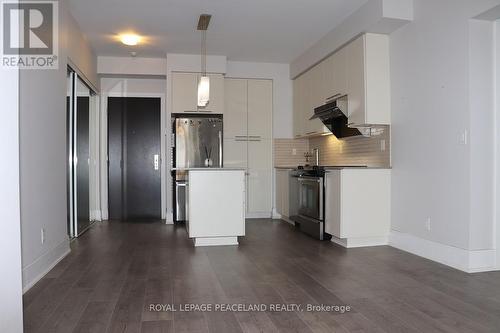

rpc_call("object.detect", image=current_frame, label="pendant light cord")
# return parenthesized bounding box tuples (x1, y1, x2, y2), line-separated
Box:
(201, 30, 207, 76)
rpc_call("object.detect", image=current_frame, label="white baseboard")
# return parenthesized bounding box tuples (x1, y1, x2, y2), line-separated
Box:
(246, 212, 273, 219)
(91, 210, 102, 222)
(165, 212, 174, 225)
(101, 209, 109, 221)
(389, 230, 498, 273)
(272, 208, 282, 220)
(331, 235, 388, 248)
(193, 237, 238, 247)
(22, 239, 71, 293)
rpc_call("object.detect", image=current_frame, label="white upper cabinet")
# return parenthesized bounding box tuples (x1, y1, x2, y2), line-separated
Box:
(293, 78, 303, 138)
(248, 79, 273, 139)
(346, 33, 390, 126)
(293, 69, 328, 138)
(224, 79, 247, 138)
(172, 72, 198, 113)
(293, 33, 390, 137)
(171, 72, 224, 114)
(329, 46, 348, 101)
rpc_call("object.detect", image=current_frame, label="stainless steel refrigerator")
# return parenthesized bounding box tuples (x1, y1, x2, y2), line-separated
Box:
(172, 114, 223, 222)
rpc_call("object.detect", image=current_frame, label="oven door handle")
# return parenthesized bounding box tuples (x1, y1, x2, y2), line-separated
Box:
(297, 177, 321, 183)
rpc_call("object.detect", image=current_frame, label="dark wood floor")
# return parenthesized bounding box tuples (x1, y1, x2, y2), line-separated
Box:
(23, 219, 500, 333)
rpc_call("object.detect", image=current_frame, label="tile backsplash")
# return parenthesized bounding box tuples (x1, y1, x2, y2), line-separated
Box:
(274, 126, 391, 168)
(273, 138, 309, 167)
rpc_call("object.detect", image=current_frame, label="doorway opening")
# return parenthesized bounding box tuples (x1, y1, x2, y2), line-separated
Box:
(107, 97, 162, 221)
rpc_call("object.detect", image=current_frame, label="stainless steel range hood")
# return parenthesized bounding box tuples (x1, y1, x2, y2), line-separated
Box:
(310, 96, 361, 138)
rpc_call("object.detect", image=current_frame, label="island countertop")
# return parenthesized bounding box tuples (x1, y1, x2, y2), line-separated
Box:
(172, 167, 247, 171)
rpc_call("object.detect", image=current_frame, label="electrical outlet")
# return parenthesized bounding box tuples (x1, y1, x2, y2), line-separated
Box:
(380, 139, 386, 152)
(425, 218, 431, 232)
(41, 228, 45, 244)
(292, 148, 297, 156)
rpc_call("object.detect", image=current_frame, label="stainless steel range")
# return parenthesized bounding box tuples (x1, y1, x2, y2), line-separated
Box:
(290, 166, 328, 240)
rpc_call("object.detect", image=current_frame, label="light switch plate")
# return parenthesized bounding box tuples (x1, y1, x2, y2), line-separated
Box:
(458, 129, 468, 145)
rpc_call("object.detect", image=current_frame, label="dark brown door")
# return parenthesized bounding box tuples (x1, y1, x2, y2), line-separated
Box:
(108, 97, 161, 221)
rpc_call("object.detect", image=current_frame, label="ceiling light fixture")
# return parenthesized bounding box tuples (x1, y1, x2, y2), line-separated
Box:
(197, 14, 211, 107)
(120, 34, 141, 46)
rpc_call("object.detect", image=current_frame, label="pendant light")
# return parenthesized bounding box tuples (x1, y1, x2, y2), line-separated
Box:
(197, 14, 211, 107)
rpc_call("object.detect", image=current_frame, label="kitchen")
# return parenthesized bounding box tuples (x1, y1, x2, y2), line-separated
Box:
(165, 31, 390, 248)
(8, 1, 500, 332)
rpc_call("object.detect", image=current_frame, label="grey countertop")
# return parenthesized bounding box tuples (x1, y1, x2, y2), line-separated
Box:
(172, 167, 246, 171)
(274, 165, 391, 170)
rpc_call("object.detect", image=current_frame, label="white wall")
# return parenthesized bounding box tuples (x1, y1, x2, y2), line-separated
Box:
(19, 0, 98, 290)
(496, 20, 500, 269)
(98, 56, 167, 76)
(469, 19, 495, 251)
(226, 61, 293, 139)
(390, 0, 500, 272)
(290, 0, 414, 78)
(65, 11, 98, 90)
(0, 63, 23, 332)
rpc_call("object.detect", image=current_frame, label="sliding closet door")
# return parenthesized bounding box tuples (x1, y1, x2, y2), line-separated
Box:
(76, 78, 91, 234)
(66, 70, 74, 237)
(67, 70, 94, 238)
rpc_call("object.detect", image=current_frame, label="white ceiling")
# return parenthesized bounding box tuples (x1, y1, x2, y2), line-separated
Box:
(68, 0, 369, 63)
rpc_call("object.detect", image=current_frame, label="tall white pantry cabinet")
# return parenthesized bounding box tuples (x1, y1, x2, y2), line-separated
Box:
(224, 78, 273, 217)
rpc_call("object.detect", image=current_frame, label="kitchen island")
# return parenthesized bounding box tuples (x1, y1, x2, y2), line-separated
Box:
(173, 168, 246, 246)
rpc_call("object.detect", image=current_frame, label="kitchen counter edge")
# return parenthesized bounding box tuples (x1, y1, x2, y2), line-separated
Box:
(274, 166, 392, 170)
(172, 167, 247, 171)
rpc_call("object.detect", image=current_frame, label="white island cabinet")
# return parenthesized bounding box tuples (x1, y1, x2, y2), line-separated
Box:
(187, 169, 245, 246)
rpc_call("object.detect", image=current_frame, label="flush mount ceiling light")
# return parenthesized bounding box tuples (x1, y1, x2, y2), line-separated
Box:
(120, 34, 141, 46)
(197, 14, 211, 107)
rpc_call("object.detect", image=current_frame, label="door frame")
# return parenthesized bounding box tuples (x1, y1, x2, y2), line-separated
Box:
(101, 93, 167, 221)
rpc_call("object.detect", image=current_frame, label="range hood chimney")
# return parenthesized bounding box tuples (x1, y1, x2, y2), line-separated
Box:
(310, 96, 361, 138)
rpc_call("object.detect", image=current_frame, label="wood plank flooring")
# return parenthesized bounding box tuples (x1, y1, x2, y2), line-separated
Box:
(23, 219, 500, 333)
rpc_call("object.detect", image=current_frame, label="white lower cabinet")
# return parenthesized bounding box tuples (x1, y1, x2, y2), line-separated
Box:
(275, 169, 291, 219)
(325, 169, 391, 248)
(188, 170, 245, 246)
(246, 139, 272, 216)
